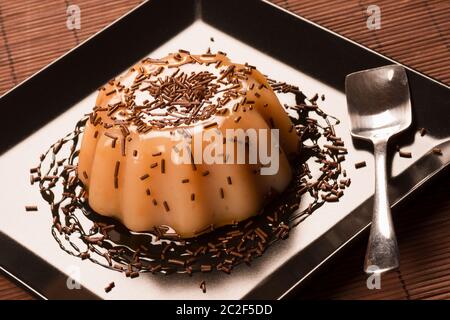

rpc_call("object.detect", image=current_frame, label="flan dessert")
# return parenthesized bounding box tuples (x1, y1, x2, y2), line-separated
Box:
(77, 50, 299, 238)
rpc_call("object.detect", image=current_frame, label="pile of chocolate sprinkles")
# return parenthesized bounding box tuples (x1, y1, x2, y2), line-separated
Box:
(90, 50, 260, 136)
(30, 73, 349, 288)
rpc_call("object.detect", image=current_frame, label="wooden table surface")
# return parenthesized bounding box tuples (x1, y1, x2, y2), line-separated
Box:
(0, 0, 449, 300)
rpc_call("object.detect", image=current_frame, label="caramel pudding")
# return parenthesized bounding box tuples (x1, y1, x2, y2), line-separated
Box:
(77, 50, 299, 238)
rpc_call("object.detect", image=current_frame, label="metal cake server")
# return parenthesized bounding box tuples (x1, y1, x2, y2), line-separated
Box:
(345, 65, 412, 273)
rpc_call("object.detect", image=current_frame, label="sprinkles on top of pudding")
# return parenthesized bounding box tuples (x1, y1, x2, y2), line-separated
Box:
(93, 49, 280, 131)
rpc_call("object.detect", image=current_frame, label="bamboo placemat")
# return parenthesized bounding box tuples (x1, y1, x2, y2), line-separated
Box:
(0, 0, 449, 300)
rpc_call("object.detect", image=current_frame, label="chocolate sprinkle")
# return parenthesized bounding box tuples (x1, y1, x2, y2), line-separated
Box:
(354, 161, 366, 169)
(200, 280, 206, 293)
(105, 282, 115, 293)
(161, 159, 165, 174)
(203, 122, 217, 130)
(399, 150, 412, 158)
(432, 147, 442, 155)
(114, 161, 120, 177)
(163, 201, 170, 212)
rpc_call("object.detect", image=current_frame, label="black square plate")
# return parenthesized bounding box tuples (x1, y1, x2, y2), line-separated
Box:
(0, 0, 449, 299)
